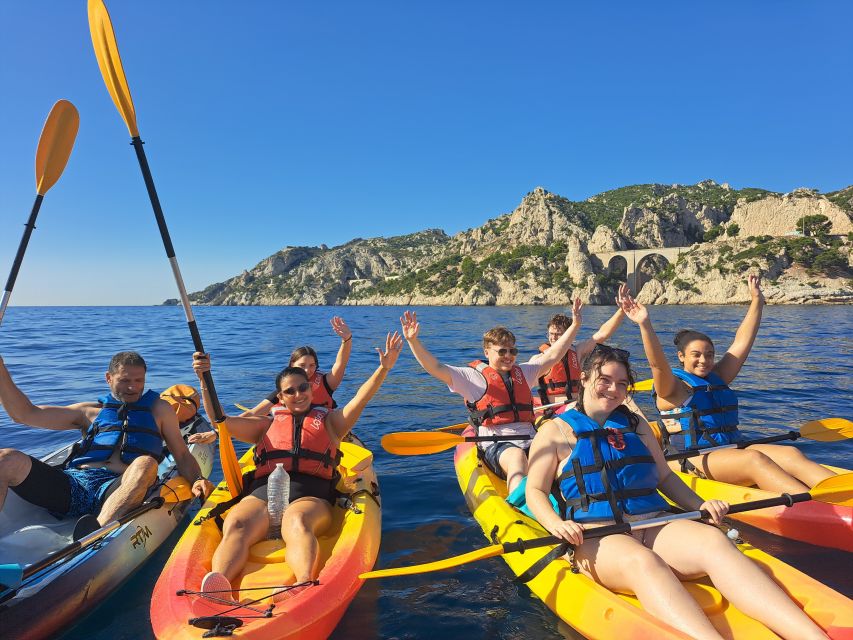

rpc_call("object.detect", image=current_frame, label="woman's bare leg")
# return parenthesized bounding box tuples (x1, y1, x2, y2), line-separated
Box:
(280, 497, 333, 582)
(574, 533, 724, 640)
(212, 496, 269, 582)
(748, 443, 836, 488)
(646, 520, 826, 640)
(697, 448, 809, 493)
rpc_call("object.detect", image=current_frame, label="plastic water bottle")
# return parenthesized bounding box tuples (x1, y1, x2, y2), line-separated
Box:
(267, 463, 290, 539)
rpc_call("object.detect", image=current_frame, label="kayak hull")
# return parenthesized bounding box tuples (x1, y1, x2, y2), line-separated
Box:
(0, 436, 214, 640)
(151, 436, 381, 640)
(453, 427, 853, 640)
(674, 465, 853, 552)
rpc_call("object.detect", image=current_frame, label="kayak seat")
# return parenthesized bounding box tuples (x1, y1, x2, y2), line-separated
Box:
(683, 581, 725, 615)
(249, 539, 287, 564)
(0, 525, 70, 568)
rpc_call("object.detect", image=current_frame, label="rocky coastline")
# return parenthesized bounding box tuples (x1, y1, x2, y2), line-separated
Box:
(170, 181, 853, 307)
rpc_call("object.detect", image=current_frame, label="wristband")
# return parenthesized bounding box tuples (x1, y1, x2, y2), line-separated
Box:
(193, 476, 208, 484)
(342, 336, 352, 343)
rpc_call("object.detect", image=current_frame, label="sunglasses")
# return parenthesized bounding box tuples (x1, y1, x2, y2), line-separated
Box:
(280, 381, 311, 396)
(592, 344, 630, 360)
(490, 347, 519, 357)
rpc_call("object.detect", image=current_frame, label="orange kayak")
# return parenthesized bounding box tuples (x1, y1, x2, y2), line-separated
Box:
(150, 438, 380, 639)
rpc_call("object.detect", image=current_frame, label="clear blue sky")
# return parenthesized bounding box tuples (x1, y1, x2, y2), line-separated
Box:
(1, 1, 851, 305)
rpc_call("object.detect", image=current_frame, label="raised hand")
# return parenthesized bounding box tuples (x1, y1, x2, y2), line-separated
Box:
(617, 282, 631, 302)
(570, 297, 583, 326)
(377, 331, 404, 370)
(747, 274, 765, 304)
(330, 316, 352, 341)
(400, 310, 420, 341)
(617, 291, 648, 325)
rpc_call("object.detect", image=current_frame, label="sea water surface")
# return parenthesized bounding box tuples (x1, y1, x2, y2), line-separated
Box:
(0, 304, 850, 640)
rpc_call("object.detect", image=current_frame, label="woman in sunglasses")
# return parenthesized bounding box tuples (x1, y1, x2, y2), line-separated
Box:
(190, 331, 403, 598)
(617, 276, 835, 492)
(525, 346, 826, 640)
(400, 299, 582, 493)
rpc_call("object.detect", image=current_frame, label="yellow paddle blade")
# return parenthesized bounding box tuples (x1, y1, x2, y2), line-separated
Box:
(158, 476, 194, 503)
(35, 100, 79, 195)
(628, 378, 653, 392)
(800, 418, 853, 442)
(811, 473, 853, 507)
(360, 543, 504, 579)
(340, 441, 374, 475)
(435, 423, 467, 433)
(381, 431, 462, 455)
(215, 419, 244, 498)
(88, 0, 139, 137)
(235, 403, 251, 412)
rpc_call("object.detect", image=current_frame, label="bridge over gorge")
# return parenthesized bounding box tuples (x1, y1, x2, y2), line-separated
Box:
(590, 246, 687, 294)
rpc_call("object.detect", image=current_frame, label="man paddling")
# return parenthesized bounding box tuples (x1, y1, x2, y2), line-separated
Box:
(0, 351, 213, 536)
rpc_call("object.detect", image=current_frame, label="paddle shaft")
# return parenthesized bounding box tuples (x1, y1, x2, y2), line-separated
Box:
(664, 431, 801, 462)
(129, 137, 225, 423)
(500, 490, 813, 555)
(21, 496, 165, 582)
(0, 195, 44, 326)
(465, 434, 531, 444)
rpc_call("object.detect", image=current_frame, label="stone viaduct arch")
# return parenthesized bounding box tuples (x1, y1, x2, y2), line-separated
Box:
(591, 247, 687, 294)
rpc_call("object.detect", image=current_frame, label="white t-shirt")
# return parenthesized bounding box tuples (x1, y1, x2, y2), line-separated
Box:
(447, 361, 542, 448)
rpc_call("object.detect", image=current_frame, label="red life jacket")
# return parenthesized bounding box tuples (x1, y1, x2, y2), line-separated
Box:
(537, 343, 581, 403)
(254, 405, 340, 480)
(309, 371, 337, 409)
(465, 361, 535, 428)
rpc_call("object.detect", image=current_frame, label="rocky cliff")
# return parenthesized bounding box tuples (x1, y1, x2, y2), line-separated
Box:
(173, 181, 853, 306)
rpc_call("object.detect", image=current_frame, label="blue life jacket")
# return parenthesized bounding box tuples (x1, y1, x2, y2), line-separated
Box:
(557, 408, 668, 523)
(658, 369, 741, 448)
(69, 390, 164, 467)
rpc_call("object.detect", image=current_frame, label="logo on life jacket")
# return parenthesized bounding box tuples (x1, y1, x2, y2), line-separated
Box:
(605, 427, 626, 451)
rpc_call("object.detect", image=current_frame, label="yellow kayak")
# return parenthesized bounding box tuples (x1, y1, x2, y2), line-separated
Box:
(453, 427, 853, 639)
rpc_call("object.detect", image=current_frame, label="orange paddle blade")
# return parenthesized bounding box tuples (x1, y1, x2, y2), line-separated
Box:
(360, 544, 504, 579)
(88, 0, 139, 137)
(800, 418, 853, 442)
(215, 419, 244, 498)
(381, 431, 463, 455)
(35, 100, 79, 195)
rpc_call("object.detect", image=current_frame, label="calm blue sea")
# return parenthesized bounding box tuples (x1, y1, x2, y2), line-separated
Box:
(0, 304, 850, 640)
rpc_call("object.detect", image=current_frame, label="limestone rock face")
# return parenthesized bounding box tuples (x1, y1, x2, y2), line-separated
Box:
(728, 193, 853, 237)
(181, 181, 853, 307)
(619, 194, 730, 248)
(588, 225, 629, 253)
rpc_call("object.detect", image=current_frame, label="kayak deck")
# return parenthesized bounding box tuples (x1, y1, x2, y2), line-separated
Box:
(151, 437, 381, 640)
(453, 429, 853, 640)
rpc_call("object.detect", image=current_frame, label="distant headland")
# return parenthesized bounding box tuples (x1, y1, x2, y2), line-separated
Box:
(164, 181, 853, 306)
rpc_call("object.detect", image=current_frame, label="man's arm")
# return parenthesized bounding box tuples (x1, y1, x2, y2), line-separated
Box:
(0, 355, 94, 430)
(156, 400, 213, 499)
(534, 298, 583, 378)
(400, 310, 454, 386)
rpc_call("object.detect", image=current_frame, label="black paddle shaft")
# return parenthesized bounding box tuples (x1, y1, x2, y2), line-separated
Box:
(3, 194, 44, 294)
(129, 137, 225, 423)
(499, 490, 812, 555)
(664, 431, 800, 462)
